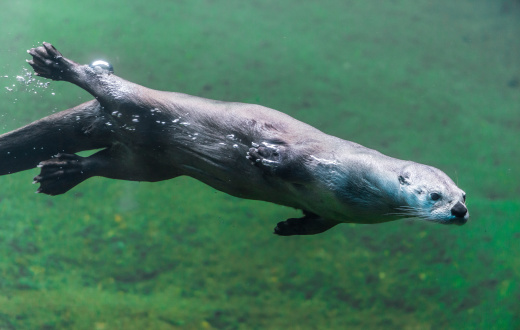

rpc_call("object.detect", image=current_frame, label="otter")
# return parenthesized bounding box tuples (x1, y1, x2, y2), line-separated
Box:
(0, 42, 468, 235)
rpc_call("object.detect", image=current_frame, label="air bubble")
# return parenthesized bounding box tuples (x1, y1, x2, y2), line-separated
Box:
(90, 60, 114, 73)
(8, 67, 53, 94)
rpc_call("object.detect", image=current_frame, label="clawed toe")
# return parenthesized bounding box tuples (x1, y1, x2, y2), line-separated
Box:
(246, 143, 281, 167)
(33, 153, 88, 195)
(28, 42, 62, 61)
(246, 148, 263, 165)
(26, 42, 69, 80)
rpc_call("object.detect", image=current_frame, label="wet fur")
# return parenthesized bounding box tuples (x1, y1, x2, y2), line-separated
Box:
(0, 43, 469, 235)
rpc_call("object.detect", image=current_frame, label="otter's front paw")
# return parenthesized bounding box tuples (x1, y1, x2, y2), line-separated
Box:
(274, 213, 338, 236)
(246, 142, 281, 167)
(27, 42, 71, 80)
(33, 153, 89, 196)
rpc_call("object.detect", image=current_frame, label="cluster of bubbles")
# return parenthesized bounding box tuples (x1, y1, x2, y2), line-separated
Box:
(2, 67, 55, 95)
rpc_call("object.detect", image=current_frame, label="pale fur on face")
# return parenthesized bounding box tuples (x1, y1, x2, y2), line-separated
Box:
(397, 163, 467, 224)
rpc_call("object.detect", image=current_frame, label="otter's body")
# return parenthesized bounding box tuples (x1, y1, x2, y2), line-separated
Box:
(0, 43, 469, 235)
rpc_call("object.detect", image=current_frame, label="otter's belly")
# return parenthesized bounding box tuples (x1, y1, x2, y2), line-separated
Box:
(152, 136, 299, 208)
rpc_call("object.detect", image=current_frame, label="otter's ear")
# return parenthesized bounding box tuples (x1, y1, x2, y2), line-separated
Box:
(398, 175, 411, 186)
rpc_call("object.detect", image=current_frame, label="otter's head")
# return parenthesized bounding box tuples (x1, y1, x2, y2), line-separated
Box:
(397, 163, 468, 225)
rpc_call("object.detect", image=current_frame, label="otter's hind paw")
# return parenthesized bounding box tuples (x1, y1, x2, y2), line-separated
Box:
(27, 42, 72, 80)
(33, 153, 89, 196)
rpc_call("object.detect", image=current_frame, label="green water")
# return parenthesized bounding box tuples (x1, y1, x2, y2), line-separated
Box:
(0, 0, 518, 329)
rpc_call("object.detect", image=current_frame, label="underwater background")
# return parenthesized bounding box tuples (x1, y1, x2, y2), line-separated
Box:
(0, 0, 519, 329)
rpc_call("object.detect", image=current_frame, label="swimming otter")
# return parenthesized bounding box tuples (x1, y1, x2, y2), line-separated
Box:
(0, 42, 468, 235)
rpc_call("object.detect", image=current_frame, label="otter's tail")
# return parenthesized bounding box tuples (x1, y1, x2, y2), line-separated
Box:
(0, 99, 111, 175)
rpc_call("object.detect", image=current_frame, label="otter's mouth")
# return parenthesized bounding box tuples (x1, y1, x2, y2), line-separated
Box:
(437, 213, 469, 226)
(451, 215, 468, 226)
(430, 215, 468, 226)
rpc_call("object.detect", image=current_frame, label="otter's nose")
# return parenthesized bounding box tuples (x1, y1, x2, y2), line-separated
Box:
(451, 202, 467, 218)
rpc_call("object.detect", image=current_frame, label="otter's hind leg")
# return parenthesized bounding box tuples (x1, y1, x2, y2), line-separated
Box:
(27, 42, 78, 81)
(34, 153, 91, 195)
(27, 43, 135, 106)
(34, 148, 128, 196)
(34, 146, 180, 195)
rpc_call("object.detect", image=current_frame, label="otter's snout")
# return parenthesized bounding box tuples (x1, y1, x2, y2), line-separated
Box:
(451, 201, 468, 225)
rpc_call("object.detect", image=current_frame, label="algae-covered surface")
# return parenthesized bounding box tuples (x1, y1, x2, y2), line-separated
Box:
(0, 0, 519, 329)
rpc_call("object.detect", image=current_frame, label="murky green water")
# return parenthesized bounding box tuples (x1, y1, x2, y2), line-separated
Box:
(0, 1, 518, 329)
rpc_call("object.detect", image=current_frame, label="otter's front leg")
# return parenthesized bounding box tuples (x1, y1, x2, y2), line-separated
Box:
(246, 142, 312, 183)
(274, 211, 339, 236)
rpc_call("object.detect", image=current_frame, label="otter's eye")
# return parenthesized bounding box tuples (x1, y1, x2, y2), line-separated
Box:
(430, 193, 441, 201)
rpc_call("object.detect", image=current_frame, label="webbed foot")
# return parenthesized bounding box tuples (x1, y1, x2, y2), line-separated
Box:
(274, 211, 338, 236)
(33, 153, 90, 196)
(27, 42, 75, 81)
